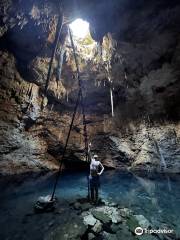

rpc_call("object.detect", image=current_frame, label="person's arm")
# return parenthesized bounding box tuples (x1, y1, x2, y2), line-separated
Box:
(98, 162, 104, 175)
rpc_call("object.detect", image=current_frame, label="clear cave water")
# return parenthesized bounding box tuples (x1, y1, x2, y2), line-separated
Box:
(0, 170, 180, 239)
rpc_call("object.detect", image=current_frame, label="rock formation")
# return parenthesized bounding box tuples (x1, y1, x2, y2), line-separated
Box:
(0, 0, 180, 175)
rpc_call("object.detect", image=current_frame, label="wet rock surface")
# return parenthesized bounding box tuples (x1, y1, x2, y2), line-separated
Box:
(45, 216, 88, 240)
(39, 198, 179, 240)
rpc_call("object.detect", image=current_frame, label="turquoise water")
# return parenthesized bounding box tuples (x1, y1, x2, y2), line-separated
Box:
(0, 170, 180, 239)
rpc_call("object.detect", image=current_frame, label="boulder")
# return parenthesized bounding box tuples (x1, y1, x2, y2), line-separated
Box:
(91, 210, 111, 224)
(111, 209, 122, 224)
(83, 214, 97, 227)
(119, 208, 132, 218)
(126, 215, 139, 233)
(92, 220, 103, 233)
(81, 203, 92, 211)
(110, 223, 121, 233)
(88, 232, 96, 240)
(134, 215, 151, 229)
(74, 202, 81, 210)
(108, 202, 118, 207)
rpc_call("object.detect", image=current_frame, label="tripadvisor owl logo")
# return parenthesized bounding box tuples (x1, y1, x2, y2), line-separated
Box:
(135, 227, 144, 235)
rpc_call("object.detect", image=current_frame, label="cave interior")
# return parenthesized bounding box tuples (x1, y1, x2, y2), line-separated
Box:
(0, 0, 180, 239)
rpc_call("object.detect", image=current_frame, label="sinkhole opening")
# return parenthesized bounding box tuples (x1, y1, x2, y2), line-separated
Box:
(69, 18, 90, 39)
(68, 18, 97, 60)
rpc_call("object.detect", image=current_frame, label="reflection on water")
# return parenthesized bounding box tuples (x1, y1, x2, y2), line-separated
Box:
(102, 171, 180, 231)
(0, 170, 180, 238)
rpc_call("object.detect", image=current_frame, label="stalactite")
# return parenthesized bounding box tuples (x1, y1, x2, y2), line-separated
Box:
(21, 85, 25, 94)
(66, 90, 69, 102)
(125, 71, 127, 80)
(110, 87, 114, 117)
(29, 85, 33, 100)
(57, 93, 59, 99)
(26, 83, 31, 95)
(80, 131, 82, 144)
(56, 30, 68, 82)
(19, 85, 23, 95)
(108, 76, 114, 117)
(57, 45, 65, 81)
(50, 104, 54, 111)
(19, 85, 22, 95)
(58, 132, 61, 140)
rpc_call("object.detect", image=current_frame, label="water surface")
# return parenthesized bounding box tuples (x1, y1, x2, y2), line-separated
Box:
(0, 170, 180, 239)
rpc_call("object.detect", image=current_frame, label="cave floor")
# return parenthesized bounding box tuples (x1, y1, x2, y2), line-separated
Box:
(0, 170, 180, 239)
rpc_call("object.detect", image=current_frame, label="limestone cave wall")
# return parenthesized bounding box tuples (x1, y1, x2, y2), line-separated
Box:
(0, 0, 180, 175)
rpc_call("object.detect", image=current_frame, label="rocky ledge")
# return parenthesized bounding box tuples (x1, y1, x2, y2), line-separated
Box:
(42, 198, 178, 240)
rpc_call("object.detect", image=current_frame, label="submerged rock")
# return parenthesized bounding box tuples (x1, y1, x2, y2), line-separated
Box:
(91, 210, 111, 224)
(110, 223, 121, 233)
(81, 203, 92, 211)
(126, 215, 139, 233)
(45, 217, 87, 240)
(83, 214, 97, 226)
(102, 231, 118, 240)
(74, 202, 81, 210)
(88, 232, 95, 240)
(119, 208, 133, 218)
(116, 226, 135, 240)
(134, 214, 151, 229)
(92, 220, 103, 233)
(111, 210, 122, 224)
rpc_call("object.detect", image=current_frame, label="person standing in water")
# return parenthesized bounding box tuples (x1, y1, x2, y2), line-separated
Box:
(89, 151, 104, 203)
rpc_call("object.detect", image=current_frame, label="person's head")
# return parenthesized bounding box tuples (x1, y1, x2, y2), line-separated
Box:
(93, 154, 98, 161)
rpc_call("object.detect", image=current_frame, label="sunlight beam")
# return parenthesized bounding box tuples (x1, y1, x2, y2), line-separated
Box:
(69, 18, 89, 39)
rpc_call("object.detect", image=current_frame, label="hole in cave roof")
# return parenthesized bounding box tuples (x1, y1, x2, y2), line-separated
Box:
(69, 18, 90, 39)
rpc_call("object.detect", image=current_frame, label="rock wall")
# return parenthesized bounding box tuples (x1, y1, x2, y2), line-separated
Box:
(0, 0, 180, 175)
